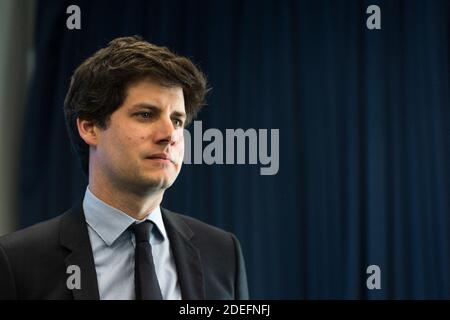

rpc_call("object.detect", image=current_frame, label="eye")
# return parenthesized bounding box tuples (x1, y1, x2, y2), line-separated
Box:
(136, 112, 152, 119)
(173, 118, 184, 128)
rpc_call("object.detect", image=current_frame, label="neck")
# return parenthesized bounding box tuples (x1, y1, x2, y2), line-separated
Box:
(88, 173, 164, 221)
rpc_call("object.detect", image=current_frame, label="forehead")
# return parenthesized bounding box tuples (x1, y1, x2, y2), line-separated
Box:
(123, 79, 185, 111)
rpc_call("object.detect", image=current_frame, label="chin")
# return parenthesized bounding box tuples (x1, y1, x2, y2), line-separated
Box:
(141, 174, 176, 190)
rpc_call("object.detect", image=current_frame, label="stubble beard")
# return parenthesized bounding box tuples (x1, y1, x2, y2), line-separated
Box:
(112, 162, 179, 197)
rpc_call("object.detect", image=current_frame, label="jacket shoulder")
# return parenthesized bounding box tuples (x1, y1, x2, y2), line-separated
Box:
(0, 214, 64, 253)
(162, 208, 233, 241)
(0, 211, 75, 299)
(161, 207, 241, 266)
(161, 208, 249, 299)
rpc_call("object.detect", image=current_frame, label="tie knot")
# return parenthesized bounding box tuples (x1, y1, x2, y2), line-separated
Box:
(130, 221, 154, 244)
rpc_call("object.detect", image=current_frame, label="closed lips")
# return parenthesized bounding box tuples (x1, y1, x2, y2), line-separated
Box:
(146, 154, 174, 163)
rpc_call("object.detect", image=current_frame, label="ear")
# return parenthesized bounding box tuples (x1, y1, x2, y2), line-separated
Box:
(76, 118, 99, 146)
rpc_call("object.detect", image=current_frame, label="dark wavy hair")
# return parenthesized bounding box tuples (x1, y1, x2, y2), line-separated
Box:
(64, 36, 208, 176)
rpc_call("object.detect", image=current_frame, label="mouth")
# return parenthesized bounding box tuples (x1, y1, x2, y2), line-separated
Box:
(145, 153, 176, 165)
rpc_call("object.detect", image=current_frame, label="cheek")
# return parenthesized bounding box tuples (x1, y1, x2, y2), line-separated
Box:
(110, 128, 142, 157)
(119, 133, 135, 150)
(120, 123, 146, 143)
(98, 119, 144, 162)
(176, 132, 185, 156)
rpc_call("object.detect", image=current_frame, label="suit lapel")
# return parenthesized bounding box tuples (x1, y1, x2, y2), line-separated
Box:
(59, 200, 100, 300)
(162, 208, 205, 300)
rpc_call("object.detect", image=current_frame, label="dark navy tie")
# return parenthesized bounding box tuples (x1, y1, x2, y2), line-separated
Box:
(129, 221, 163, 300)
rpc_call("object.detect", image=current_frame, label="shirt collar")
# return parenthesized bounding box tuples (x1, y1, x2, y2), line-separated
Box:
(83, 186, 167, 246)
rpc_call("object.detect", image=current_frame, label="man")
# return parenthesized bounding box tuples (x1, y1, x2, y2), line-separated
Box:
(0, 36, 249, 300)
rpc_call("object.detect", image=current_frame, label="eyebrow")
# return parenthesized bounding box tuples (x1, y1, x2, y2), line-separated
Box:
(130, 103, 186, 119)
(129, 103, 159, 111)
(171, 110, 187, 120)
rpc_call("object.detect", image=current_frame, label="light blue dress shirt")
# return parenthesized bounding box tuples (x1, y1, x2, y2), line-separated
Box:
(83, 186, 182, 300)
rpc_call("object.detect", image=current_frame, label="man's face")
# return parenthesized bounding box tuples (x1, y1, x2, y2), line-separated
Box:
(91, 79, 186, 194)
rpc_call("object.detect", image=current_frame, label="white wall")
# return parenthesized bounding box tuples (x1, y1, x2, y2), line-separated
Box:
(0, 0, 35, 235)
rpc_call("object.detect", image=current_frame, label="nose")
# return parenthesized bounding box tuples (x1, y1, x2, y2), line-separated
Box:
(154, 116, 178, 146)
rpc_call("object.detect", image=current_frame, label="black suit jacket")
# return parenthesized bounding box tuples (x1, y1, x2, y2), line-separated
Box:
(0, 201, 249, 300)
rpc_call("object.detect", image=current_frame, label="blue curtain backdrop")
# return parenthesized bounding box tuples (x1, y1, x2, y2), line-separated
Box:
(19, 0, 450, 298)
